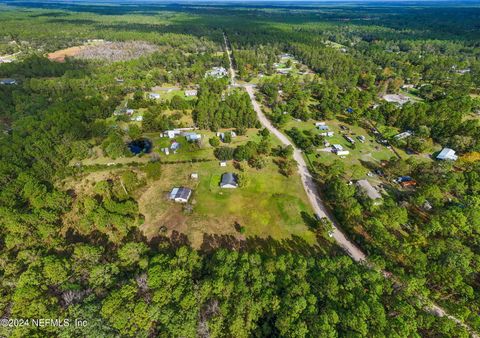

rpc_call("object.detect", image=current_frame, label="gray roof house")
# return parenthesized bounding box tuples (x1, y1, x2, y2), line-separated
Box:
(356, 179, 382, 205)
(169, 187, 192, 203)
(220, 173, 238, 188)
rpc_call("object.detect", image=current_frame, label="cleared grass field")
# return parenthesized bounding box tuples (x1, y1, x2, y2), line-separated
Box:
(138, 152, 317, 249)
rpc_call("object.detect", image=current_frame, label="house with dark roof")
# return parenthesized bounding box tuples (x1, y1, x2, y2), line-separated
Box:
(0, 78, 17, 85)
(220, 173, 238, 188)
(169, 187, 192, 203)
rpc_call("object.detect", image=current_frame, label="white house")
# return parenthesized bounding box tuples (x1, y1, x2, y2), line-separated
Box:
(336, 150, 350, 156)
(205, 67, 227, 78)
(220, 161, 227, 167)
(148, 93, 161, 100)
(436, 148, 458, 161)
(315, 122, 326, 127)
(394, 131, 413, 140)
(332, 144, 344, 152)
(191, 173, 199, 180)
(163, 130, 181, 138)
(169, 187, 192, 203)
(185, 90, 198, 97)
(320, 132, 334, 137)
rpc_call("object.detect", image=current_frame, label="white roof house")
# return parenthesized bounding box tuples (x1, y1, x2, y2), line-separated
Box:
(394, 131, 413, 140)
(332, 144, 344, 152)
(336, 150, 350, 156)
(320, 132, 334, 137)
(436, 148, 458, 161)
(169, 187, 192, 203)
(205, 67, 227, 78)
(191, 173, 199, 180)
(356, 180, 382, 204)
(383, 94, 411, 106)
(185, 89, 198, 97)
(163, 130, 181, 138)
(315, 122, 326, 127)
(220, 161, 227, 167)
(149, 93, 161, 100)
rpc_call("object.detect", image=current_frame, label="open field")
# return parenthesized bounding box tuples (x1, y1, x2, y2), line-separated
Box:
(138, 160, 317, 249)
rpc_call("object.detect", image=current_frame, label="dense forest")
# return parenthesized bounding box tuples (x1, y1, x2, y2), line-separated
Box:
(0, 1, 479, 336)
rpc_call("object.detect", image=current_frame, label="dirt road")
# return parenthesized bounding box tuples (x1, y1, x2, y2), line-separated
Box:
(245, 85, 366, 262)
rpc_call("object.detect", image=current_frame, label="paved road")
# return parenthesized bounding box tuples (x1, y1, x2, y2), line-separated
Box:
(245, 85, 367, 262)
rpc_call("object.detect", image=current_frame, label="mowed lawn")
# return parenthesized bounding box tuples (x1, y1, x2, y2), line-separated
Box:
(283, 118, 397, 179)
(138, 159, 316, 249)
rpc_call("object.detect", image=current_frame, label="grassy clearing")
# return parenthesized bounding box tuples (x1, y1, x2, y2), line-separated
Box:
(138, 159, 317, 249)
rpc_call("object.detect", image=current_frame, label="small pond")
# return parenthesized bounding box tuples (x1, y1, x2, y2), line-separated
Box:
(128, 138, 152, 155)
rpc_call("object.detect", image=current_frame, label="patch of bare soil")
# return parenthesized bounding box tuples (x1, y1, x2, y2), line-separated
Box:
(75, 41, 158, 62)
(48, 41, 158, 62)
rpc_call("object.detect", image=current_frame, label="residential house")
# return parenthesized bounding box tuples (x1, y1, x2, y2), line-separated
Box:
(356, 180, 382, 205)
(315, 122, 326, 127)
(205, 67, 227, 78)
(344, 135, 355, 144)
(169, 187, 192, 203)
(148, 93, 161, 100)
(332, 144, 344, 152)
(219, 161, 227, 167)
(185, 89, 198, 97)
(184, 132, 201, 142)
(163, 130, 181, 139)
(436, 148, 458, 161)
(191, 173, 199, 180)
(394, 131, 413, 140)
(357, 135, 366, 143)
(320, 132, 334, 137)
(0, 78, 17, 85)
(317, 125, 329, 131)
(336, 150, 350, 156)
(220, 173, 238, 188)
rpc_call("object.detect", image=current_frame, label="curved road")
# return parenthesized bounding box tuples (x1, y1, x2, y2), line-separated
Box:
(224, 33, 478, 337)
(245, 85, 366, 262)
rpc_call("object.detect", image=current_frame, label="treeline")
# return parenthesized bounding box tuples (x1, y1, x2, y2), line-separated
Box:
(193, 78, 259, 130)
(316, 159, 480, 331)
(1, 244, 471, 338)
